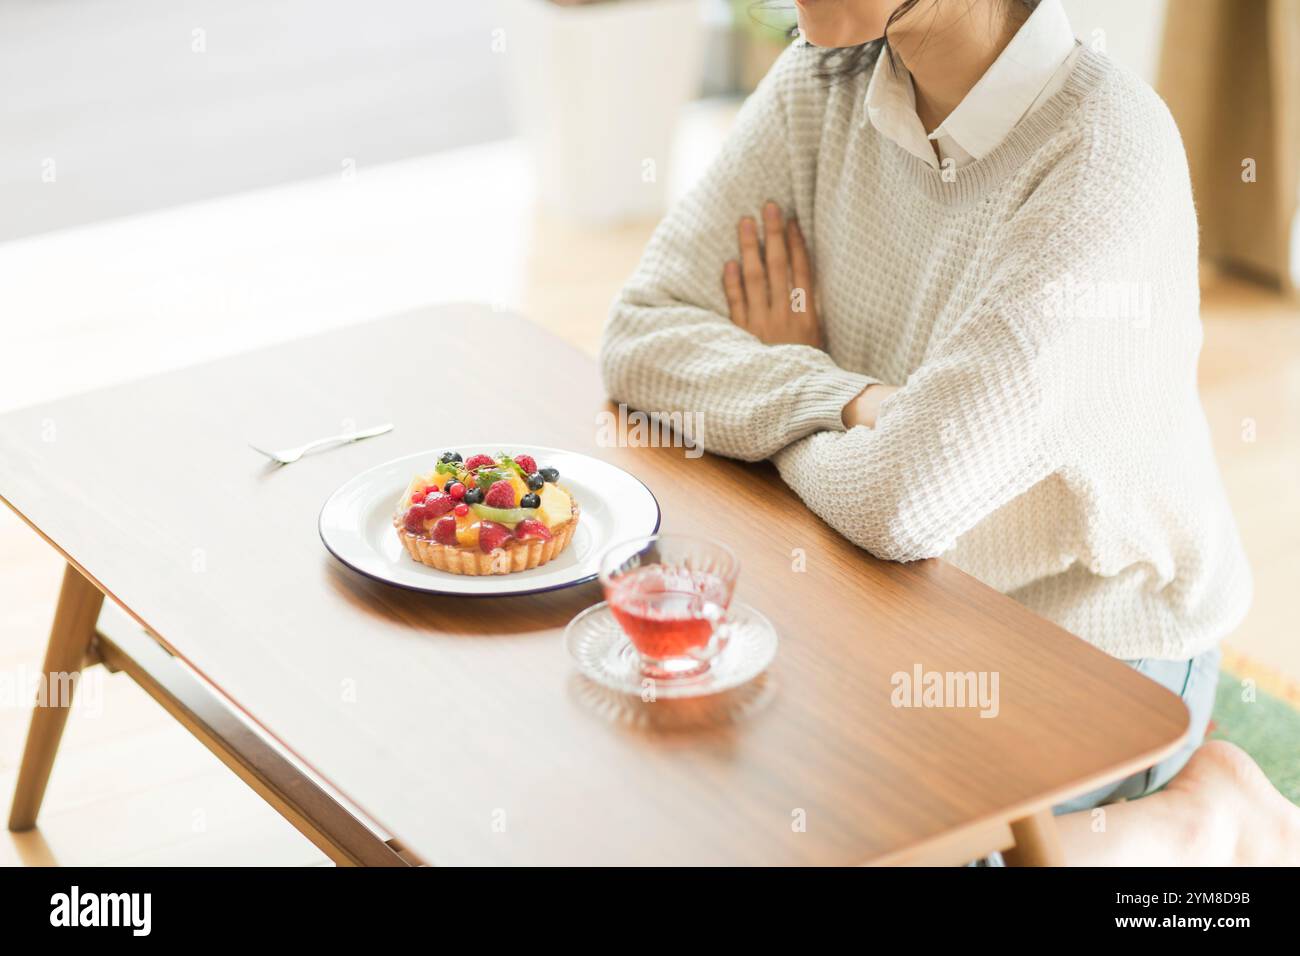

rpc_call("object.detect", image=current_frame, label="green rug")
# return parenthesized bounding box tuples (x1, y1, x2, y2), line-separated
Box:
(1210, 663, 1300, 805)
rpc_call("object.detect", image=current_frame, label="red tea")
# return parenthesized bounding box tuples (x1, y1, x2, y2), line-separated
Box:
(606, 564, 730, 661)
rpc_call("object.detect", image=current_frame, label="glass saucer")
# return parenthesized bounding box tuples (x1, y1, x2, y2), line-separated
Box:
(564, 600, 778, 699)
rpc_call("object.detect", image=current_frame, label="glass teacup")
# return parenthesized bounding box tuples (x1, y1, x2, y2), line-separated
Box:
(599, 534, 739, 680)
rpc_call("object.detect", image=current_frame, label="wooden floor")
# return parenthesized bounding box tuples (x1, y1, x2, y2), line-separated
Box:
(1, 133, 1296, 866)
(1196, 271, 1300, 686)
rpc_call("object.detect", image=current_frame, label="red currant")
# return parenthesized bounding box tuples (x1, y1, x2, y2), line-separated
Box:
(447, 481, 466, 500)
(454, 503, 469, 517)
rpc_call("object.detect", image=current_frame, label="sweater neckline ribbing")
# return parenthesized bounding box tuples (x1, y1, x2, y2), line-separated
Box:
(886, 46, 1114, 207)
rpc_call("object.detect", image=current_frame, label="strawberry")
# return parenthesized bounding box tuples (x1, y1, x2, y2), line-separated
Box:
(513, 454, 537, 475)
(483, 479, 516, 509)
(402, 504, 429, 533)
(423, 492, 456, 518)
(431, 515, 458, 545)
(514, 518, 552, 541)
(463, 454, 496, 471)
(478, 520, 512, 553)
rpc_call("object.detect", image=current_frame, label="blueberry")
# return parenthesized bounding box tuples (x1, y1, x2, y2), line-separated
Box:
(464, 487, 484, 505)
(526, 472, 544, 491)
(439, 451, 463, 464)
(539, 467, 559, 483)
(521, 493, 541, 509)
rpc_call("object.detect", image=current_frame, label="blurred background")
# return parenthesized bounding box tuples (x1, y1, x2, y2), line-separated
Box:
(1, 0, 1297, 864)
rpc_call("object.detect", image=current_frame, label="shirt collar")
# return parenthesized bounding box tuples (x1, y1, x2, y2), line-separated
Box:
(929, 0, 1078, 161)
(863, 0, 1077, 167)
(863, 50, 940, 168)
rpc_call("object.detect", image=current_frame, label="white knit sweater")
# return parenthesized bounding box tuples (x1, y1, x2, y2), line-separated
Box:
(599, 43, 1252, 660)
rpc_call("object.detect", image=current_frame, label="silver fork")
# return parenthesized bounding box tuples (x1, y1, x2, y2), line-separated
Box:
(249, 423, 394, 465)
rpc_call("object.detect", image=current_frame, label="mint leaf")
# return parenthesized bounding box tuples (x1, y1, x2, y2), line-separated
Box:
(497, 454, 527, 480)
(474, 467, 508, 490)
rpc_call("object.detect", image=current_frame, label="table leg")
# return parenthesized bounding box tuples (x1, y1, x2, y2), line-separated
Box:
(1002, 809, 1065, 866)
(8, 563, 103, 831)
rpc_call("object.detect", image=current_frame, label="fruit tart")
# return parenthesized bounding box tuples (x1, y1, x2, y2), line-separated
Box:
(394, 451, 579, 575)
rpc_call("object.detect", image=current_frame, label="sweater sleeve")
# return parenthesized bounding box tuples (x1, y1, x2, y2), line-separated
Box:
(599, 44, 877, 463)
(772, 309, 1063, 563)
(773, 129, 1163, 562)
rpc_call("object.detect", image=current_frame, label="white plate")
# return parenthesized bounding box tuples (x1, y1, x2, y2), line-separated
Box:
(319, 444, 661, 596)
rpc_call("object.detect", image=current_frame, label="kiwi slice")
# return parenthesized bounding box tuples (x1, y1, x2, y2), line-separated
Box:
(470, 503, 539, 528)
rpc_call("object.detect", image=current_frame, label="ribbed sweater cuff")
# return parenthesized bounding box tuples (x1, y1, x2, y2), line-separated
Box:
(790, 368, 879, 436)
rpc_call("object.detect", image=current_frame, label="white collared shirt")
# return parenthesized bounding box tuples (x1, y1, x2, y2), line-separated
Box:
(863, 0, 1081, 170)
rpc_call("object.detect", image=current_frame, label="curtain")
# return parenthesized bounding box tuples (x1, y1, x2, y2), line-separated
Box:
(1157, 0, 1300, 295)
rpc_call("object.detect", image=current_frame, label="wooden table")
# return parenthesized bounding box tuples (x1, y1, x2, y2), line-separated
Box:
(0, 306, 1190, 866)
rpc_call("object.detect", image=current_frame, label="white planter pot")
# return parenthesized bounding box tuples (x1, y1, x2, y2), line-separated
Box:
(503, 0, 706, 224)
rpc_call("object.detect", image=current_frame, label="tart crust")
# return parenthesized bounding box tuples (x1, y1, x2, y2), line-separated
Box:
(395, 498, 580, 576)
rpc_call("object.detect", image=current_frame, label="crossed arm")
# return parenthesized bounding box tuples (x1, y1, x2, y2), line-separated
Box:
(719, 199, 899, 430)
(601, 179, 1109, 562)
(600, 166, 1060, 562)
(598, 46, 1142, 562)
(707, 199, 1061, 561)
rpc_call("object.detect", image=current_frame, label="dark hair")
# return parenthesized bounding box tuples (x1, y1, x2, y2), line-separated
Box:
(814, 0, 1043, 83)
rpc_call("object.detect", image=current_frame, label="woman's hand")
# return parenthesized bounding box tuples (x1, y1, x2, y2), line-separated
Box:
(721, 201, 898, 429)
(841, 383, 901, 430)
(723, 201, 822, 348)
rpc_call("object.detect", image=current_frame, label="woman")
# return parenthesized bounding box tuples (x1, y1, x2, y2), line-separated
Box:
(600, 0, 1300, 864)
